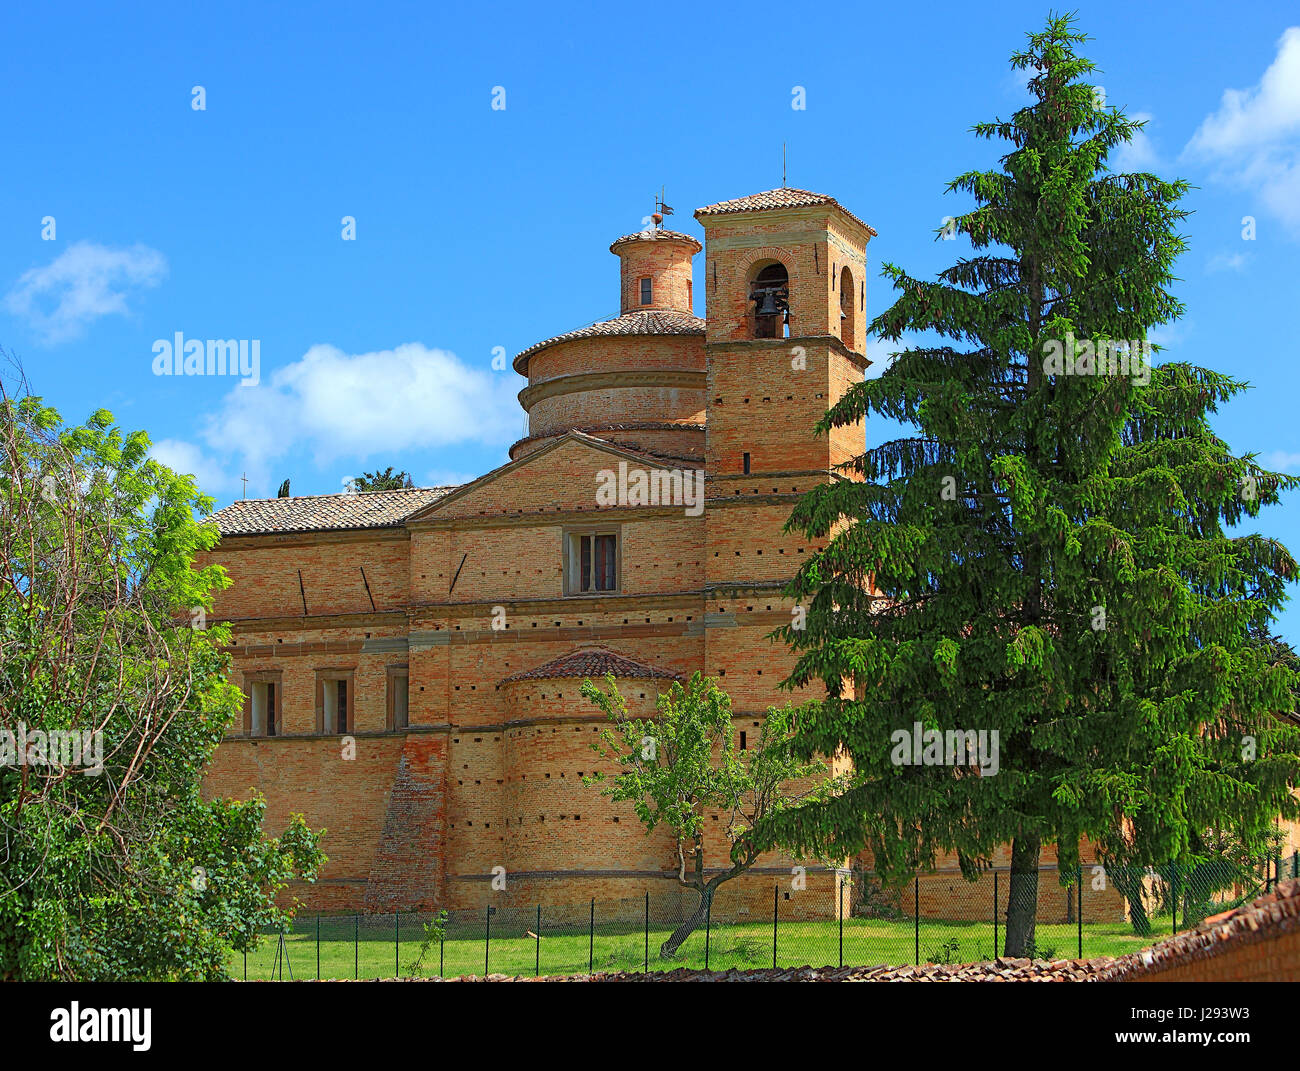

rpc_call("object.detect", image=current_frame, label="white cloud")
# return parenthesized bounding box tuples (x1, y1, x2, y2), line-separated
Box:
(1261, 449, 1300, 473)
(1205, 250, 1250, 273)
(149, 437, 240, 495)
(1184, 27, 1300, 233)
(1111, 112, 1161, 172)
(423, 468, 481, 488)
(159, 341, 518, 495)
(4, 241, 166, 343)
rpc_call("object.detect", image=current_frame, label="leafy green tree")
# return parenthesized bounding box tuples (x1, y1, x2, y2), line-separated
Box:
(353, 467, 414, 492)
(762, 15, 1300, 956)
(582, 672, 828, 957)
(277, 478, 291, 498)
(0, 382, 324, 979)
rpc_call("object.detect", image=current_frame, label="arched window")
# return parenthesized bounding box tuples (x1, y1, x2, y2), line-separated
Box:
(749, 262, 789, 339)
(839, 266, 855, 345)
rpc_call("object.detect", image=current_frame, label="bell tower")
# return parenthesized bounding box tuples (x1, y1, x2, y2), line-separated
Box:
(690, 188, 876, 719)
(695, 187, 876, 480)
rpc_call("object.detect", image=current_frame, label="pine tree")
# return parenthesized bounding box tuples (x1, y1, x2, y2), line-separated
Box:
(353, 467, 414, 492)
(762, 14, 1300, 956)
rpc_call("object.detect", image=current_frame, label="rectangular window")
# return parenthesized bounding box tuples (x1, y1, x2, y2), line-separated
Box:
(316, 671, 354, 734)
(566, 530, 618, 594)
(244, 672, 282, 737)
(639, 277, 652, 305)
(742, 452, 751, 475)
(388, 667, 409, 730)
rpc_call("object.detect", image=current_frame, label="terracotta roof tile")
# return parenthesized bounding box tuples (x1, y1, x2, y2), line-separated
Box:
(609, 229, 702, 252)
(501, 645, 681, 686)
(513, 310, 704, 374)
(694, 187, 877, 236)
(210, 486, 457, 536)
(1097, 877, 1300, 980)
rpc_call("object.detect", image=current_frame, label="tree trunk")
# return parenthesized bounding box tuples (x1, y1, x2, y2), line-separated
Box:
(1107, 865, 1151, 936)
(659, 886, 713, 959)
(1002, 834, 1041, 957)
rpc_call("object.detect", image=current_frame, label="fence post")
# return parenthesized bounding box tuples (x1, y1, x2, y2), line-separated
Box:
(1076, 871, 1083, 960)
(395, 910, 400, 978)
(485, 905, 491, 976)
(316, 914, 320, 980)
(1171, 863, 1178, 935)
(993, 871, 999, 959)
(838, 876, 844, 969)
(354, 913, 359, 980)
(914, 877, 920, 965)
(705, 894, 711, 971)
(772, 884, 778, 969)
(588, 898, 595, 974)
(439, 932, 444, 979)
(644, 891, 649, 974)
(536, 904, 541, 978)
(243, 948, 247, 981)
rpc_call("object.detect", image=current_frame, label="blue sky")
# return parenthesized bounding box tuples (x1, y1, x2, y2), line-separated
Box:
(1, 1, 1298, 638)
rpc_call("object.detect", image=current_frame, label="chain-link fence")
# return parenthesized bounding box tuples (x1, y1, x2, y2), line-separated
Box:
(236, 855, 1289, 979)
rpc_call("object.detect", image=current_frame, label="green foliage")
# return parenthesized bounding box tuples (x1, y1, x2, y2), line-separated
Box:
(405, 909, 450, 976)
(353, 467, 414, 492)
(0, 388, 324, 979)
(851, 873, 905, 920)
(760, 15, 1300, 906)
(581, 672, 833, 911)
(926, 937, 962, 965)
(277, 478, 291, 498)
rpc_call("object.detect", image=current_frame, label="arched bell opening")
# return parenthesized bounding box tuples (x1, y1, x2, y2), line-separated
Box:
(748, 261, 790, 339)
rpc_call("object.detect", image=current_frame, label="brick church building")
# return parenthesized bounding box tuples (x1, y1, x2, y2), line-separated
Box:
(203, 186, 879, 919)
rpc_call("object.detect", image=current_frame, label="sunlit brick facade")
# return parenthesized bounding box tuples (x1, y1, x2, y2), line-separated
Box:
(202, 188, 879, 919)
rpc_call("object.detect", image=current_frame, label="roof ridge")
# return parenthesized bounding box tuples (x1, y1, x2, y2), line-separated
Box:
(225, 484, 455, 507)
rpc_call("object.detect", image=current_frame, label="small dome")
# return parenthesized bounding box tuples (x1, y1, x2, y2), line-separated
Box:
(512, 309, 704, 376)
(608, 229, 702, 254)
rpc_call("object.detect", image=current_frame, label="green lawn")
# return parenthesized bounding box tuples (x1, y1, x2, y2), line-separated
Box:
(231, 913, 1171, 980)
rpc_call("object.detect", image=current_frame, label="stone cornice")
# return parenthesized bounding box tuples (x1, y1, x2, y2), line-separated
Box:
(518, 368, 705, 408)
(704, 333, 871, 371)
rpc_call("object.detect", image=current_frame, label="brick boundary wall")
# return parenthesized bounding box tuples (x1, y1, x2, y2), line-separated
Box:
(1097, 878, 1300, 982)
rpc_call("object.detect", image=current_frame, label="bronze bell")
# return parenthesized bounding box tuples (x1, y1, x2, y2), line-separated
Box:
(755, 289, 781, 317)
